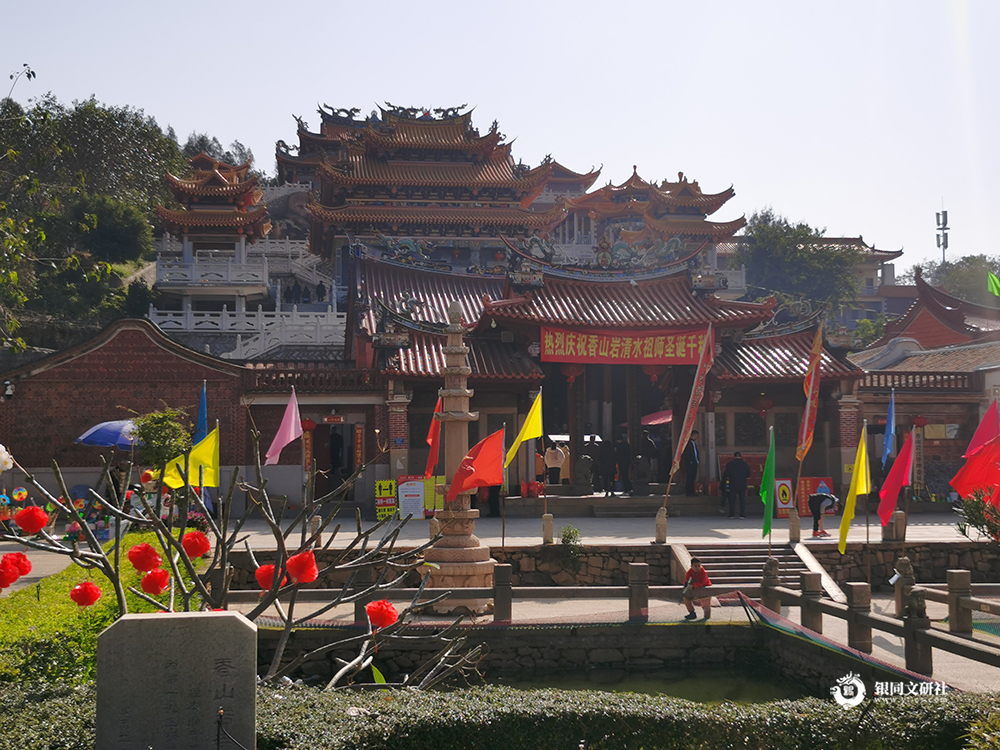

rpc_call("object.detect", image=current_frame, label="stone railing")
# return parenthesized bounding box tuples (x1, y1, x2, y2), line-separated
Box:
(218, 309, 348, 359)
(859, 371, 983, 392)
(149, 304, 345, 336)
(717, 266, 746, 291)
(156, 259, 269, 286)
(244, 364, 383, 392)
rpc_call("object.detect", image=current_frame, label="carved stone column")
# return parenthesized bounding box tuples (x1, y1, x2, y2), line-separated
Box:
(423, 302, 496, 613)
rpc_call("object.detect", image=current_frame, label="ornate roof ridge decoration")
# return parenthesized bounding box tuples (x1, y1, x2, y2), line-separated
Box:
(165, 172, 261, 202)
(743, 302, 826, 339)
(499, 233, 708, 280)
(187, 151, 253, 178)
(380, 103, 471, 122)
(318, 104, 361, 125)
(308, 202, 565, 230)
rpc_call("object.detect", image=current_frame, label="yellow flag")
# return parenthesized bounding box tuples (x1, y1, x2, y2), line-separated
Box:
(504, 390, 543, 468)
(162, 426, 220, 489)
(838, 424, 870, 554)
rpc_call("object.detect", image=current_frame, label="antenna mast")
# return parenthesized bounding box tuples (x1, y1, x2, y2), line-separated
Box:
(936, 208, 949, 263)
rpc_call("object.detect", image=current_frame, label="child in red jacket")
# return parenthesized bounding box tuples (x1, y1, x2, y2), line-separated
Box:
(683, 557, 712, 621)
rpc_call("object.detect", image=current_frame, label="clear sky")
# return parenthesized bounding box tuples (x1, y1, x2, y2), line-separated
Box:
(6, 0, 998, 272)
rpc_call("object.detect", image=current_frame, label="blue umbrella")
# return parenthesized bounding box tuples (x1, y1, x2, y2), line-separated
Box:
(75, 419, 142, 450)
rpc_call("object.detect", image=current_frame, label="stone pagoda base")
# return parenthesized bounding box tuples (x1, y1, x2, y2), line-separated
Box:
(424, 507, 496, 614)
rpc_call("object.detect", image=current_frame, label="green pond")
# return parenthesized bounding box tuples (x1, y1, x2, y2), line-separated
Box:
(487, 667, 807, 703)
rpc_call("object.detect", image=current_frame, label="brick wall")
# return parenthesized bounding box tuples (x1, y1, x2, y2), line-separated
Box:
(0, 325, 246, 468)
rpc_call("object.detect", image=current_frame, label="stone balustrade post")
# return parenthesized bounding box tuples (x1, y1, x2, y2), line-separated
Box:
(892, 510, 907, 542)
(903, 597, 933, 676)
(800, 571, 823, 634)
(494, 564, 512, 623)
(894, 556, 916, 618)
(542, 514, 554, 545)
(353, 567, 374, 625)
(761, 558, 782, 613)
(947, 569, 973, 634)
(843, 582, 872, 654)
(628, 563, 649, 623)
(654, 507, 667, 545)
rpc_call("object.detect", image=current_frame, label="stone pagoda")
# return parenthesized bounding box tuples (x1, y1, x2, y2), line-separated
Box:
(423, 301, 496, 613)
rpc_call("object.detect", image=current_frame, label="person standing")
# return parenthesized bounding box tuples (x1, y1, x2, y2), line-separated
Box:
(584, 435, 601, 493)
(599, 436, 616, 497)
(316, 281, 326, 303)
(682, 557, 712, 621)
(544, 441, 565, 485)
(723, 451, 752, 519)
(683, 430, 700, 496)
(614, 434, 633, 496)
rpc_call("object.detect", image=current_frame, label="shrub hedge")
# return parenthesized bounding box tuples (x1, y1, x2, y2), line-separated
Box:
(0, 682, 997, 749)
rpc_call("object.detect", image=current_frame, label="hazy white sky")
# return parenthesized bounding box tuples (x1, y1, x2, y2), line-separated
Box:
(7, 0, 998, 271)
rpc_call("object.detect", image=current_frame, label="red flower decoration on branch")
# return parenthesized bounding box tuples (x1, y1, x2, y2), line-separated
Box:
(14, 506, 49, 535)
(0, 560, 20, 588)
(366, 599, 399, 630)
(286, 551, 318, 584)
(181, 531, 211, 559)
(141, 568, 171, 595)
(254, 564, 287, 590)
(3, 552, 31, 577)
(70, 581, 102, 607)
(127, 543, 163, 572)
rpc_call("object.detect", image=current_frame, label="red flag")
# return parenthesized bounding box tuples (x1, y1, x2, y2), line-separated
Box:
(965, 400, 1000, 458)
(446, 428, 505, 504)
(425, 397, 442, 478)
(796, 325, 823, 462)
(952, 434, 1000, 506)
(671, 325, 714, 475)
(878, 429, 913, 525)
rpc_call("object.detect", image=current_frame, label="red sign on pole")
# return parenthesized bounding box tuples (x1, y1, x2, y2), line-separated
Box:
(541, 326, 706, 365)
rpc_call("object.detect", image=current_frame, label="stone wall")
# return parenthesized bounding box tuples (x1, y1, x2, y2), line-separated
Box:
(260, 621, 926, 697)
(809, 541, 1000, 587)
(229, 540, 1000, 591)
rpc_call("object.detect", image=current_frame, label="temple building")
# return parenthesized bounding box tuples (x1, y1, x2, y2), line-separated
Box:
(0, 104, 876, 509)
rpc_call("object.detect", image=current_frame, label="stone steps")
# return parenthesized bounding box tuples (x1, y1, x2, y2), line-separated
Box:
(685, 543, 810, 591)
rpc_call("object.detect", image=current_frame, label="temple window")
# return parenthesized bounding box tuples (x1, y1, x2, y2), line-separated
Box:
(734, 412, 766, 447)
(774, 412, 799, 447)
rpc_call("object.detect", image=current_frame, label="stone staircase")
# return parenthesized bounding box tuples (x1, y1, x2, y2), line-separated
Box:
(682, 542, 811, 590)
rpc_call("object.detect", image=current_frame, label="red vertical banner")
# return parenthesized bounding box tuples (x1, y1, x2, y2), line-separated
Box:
(302, 429, 313, 472)
(355, 423, 364, 470)
(796, 325, 823, 462)
(671, 325, 715, 476)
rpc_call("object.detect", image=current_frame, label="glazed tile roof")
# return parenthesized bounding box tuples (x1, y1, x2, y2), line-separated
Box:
(155, 205, 271, 240)
(309, 202, 564, 228)
(166, 172, 261, 201)
(358, 259, 506, 335)
(483, 275, 772, 329)
(640, 213, 747, 240)
(716, 329, 861, 382)
(546, 160, 602, 190)
(386, 333, 543, 381)
(318, 156, 550, 191)
(880, 341, 1000, 373)
(569, 167, 736, 217)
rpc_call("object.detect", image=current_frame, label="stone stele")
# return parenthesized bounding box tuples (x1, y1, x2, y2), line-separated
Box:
(97, 611, 257, 750)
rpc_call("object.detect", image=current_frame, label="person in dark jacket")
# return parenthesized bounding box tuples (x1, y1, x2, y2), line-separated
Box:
(599, 437, 616, 497)
(683, 430, 700, 495)
(614, 435, 633, 496)
(722, 451, 753, 519)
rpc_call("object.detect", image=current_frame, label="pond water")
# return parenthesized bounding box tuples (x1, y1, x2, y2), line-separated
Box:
(487, 667, 807, 703)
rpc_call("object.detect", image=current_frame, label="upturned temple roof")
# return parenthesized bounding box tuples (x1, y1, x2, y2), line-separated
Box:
(385, 333, 543, 381)
(715, 328, 861, 383)
(309, 201, 565, 229)
(870, 268, 1000, 349)
(317, 153, 551, 191)
(155, 205, 271, 241)
(481, 274, 772, 330)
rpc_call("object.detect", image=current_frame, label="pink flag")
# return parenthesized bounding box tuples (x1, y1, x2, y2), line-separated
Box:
(952, 434, 1000, 506)
(878, 429, 913, 526)
(965, 400, 1000, 458)
(265, 388, 303, 465)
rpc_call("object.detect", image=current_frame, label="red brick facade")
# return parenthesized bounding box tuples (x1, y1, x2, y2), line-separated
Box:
(0, 320, 247, 469)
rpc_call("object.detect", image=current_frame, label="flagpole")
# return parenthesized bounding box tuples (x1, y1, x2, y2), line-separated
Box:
(864, 419, 871, 586)
(502, 423, 507, 551)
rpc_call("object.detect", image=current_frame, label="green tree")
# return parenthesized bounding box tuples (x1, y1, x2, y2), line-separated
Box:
(900, 255, 1000, 306)
(70, 193, 153, 264)
(124, 279, 154, 318)
(853, 314, 885, 347)
(735, 208, 863, 312)
(133, 408, 191, 467)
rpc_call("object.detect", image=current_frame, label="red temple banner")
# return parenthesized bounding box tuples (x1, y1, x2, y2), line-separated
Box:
(540, 326, 706, 364)
(671, 325, 715, 476)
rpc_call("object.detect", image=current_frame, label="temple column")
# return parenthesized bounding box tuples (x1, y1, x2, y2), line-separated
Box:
(386, 379, 410, 482)
(424, 302, 495, 613)
(836, 393, 863, 496)
(182, 235, 193, 264)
